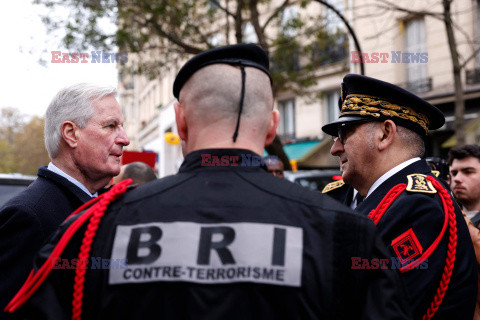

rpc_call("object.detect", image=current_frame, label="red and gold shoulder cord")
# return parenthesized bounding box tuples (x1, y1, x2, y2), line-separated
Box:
(368, 175, 457, 320)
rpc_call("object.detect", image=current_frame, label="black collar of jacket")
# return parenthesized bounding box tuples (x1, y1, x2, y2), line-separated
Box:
(356, 159, 433, 212)
(37, 166, 95, 203)
(179, 148, 269, 173)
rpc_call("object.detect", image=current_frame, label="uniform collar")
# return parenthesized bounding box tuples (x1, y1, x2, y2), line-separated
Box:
(355, 158, 432, 213)
(179, 148, 269, 173)
(366, 157, 421, 198)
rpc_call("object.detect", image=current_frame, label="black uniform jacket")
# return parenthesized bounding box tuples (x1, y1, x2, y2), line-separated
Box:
(15, 149, 412, 320)
(0, 166, 93, 319)
(353, 159, 477, 320)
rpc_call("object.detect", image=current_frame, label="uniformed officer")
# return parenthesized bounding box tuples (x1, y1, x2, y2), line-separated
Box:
(7, 45, 411, 319)
(322, 73, 477, 319)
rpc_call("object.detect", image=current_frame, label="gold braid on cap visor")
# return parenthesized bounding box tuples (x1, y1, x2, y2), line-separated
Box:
(339, 94, 430, 134)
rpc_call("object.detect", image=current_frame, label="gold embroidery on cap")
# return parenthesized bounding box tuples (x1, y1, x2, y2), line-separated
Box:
(339, 94, 430, 134)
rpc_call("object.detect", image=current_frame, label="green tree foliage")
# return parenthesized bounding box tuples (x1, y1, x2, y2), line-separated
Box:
(0, 107, 25, 145)
(0, 139, 17, 173)
(13, 116, 50, 175)
(0, 108, 49, 174)
(35, 0, 347, 96)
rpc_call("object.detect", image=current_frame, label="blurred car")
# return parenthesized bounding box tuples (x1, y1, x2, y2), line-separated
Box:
(284, 169, 342, 192)
(0, 173, 36, 208)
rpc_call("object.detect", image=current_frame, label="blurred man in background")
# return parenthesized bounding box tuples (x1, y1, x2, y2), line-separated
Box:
(113, 161, 157, 186)
(263, 155, 284, 178)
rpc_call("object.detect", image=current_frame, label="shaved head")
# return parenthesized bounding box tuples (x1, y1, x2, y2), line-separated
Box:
(179, 64, 274, 130)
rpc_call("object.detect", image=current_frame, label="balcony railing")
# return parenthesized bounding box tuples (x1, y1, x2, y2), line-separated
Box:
(466, 68, 480, 85)
(398, 77, 432, 94)
(312, 34, 348, 67)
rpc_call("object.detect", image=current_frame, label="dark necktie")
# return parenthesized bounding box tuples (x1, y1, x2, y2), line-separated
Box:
(355, 193, 364, 206)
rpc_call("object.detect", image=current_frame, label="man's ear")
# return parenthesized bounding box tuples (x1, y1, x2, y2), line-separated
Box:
(378, 120, 396, 151)
(174, 101, 187, 141)
(265, 109, 280, 146)
(61, 121, 79, 148)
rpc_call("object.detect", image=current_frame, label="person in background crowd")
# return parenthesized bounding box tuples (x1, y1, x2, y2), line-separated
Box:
(0, 83, 129, 319)
(113, 161, 157, 186)
(448, 144, 480, 226)
(322, 73, 477, 319)
(448, 144, 480, 320)
(263, 155, 284, 178)
(8, 44, 411, 320)
(425, 156, 450, 183)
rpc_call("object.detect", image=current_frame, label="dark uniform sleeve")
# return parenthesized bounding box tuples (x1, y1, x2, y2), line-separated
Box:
(360, 229, 413, 320)
(0, 205, 44, 320)
(333, 212, 413, 320)
(376, 192, 477, 319)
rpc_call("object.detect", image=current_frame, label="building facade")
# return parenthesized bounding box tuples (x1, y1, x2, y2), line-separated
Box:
(117, 0, 480, 176)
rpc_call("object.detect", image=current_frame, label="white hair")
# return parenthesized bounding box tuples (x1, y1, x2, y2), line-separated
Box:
(45, 83, 117, 158)
(396, 125, 425, 158)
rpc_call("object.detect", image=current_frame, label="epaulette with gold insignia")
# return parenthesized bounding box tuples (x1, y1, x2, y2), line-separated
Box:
(431, 170, 440, 177)
(322, 180, 345, 193)
(406, 174, 437, 194)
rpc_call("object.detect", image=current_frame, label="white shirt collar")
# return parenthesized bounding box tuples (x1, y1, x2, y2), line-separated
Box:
(47, 162, 98, 198)
(367, 157, 421, 198)
(351, 157, 420, 209)
(465, 210, 480, 220)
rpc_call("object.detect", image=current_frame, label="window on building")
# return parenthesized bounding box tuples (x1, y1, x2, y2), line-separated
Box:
(405, 17, 428, 92)
(311, 0, 347, 66)
(278, 99, 296, 139)
(324, 0, 344, 34)
(324, 91, 340, 124)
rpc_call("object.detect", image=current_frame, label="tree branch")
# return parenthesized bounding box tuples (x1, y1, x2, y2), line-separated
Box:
(234, 0, 244, 43)
(262, 0, 290, 34)
(460, 46, 480, 70)
(130, 14, 204, 54)
(249, 0, 269, 51)
(374, 0, 443, 20)
(209, 0, 236, 18)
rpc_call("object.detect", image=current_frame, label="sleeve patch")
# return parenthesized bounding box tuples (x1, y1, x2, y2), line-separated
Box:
(391, 228, 423, 264)
(322, 180, 345, 193)
(406, 174, 437, 194)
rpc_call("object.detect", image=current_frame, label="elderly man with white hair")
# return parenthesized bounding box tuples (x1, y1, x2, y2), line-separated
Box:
(0, 83, 129, 319)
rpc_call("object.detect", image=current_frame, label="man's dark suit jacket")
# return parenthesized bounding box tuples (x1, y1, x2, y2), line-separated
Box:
(0, 166, 92, 319)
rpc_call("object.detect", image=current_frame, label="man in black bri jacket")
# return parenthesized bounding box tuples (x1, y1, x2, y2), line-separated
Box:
(322, 74, 477, 319)
(10, 45, 411, 319)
